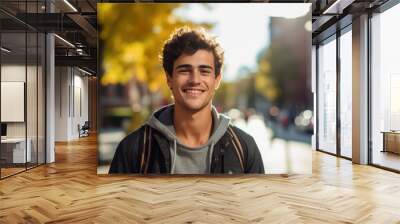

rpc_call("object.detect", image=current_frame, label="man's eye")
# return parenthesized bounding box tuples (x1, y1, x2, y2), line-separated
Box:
(200, 70, 211, 74)
(178, 70, 190, 74)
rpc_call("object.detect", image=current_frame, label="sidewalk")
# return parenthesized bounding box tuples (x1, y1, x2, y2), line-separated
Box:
(233, 115, 312, 174)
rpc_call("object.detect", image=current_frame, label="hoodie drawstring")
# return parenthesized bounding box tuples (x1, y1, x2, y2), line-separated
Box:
(171, 139, 177, 174)
(208, 141, 215, 174)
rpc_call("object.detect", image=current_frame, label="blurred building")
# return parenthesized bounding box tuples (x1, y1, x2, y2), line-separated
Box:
(269, 16, 312, 112)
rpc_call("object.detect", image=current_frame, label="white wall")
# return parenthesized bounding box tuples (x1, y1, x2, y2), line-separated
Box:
(1, 65, 29, 138)
(55, 67, 89, 141)
(55, 67, 69, 141)
(1, 63, 46, 164)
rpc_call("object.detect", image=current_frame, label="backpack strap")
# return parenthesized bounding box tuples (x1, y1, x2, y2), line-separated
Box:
(227, 126, 245, 172)
(139, 125, 152, 174)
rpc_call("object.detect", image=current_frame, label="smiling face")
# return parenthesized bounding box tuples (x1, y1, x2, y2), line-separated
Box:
(167, 49, 222, 112)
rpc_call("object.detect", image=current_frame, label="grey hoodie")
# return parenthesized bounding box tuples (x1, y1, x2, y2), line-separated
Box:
(146, 104, 231, 174)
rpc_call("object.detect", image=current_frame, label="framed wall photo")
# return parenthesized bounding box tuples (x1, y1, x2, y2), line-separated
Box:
(1, 81, 25, 122)
(97, 3, 313, 175)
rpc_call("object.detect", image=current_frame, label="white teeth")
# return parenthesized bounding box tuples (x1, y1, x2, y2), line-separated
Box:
(184, 89, 202, 93)
(184, 89, 203, 94)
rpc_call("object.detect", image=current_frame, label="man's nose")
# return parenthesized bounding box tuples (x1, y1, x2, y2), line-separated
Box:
(189, 69, 201, 84)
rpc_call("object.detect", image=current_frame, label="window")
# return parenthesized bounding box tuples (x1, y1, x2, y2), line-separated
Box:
(317, 35, 337, 154)
(371, 3, 400, 171)
(339, 27, 352, 158)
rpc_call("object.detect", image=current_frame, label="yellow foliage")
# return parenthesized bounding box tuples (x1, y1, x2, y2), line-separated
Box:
(98, 3, 212, 97)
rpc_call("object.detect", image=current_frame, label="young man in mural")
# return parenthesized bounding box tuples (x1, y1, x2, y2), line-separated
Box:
(109, 27, 264, 174)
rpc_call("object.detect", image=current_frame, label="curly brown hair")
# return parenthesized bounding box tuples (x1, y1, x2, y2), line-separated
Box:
(160, 27, 224, 77)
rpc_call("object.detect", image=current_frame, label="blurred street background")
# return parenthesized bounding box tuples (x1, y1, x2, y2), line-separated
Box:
(97, 3, 312, 174)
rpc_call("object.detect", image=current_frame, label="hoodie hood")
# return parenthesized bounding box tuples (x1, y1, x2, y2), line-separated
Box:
(147, 104, 230, 145)
(146, 104, 231, 173)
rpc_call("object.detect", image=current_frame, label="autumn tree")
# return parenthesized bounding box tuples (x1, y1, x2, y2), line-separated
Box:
(99, 3, 211, 96)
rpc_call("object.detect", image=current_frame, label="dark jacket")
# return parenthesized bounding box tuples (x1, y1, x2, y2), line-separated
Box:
(109, 124, 264, 174)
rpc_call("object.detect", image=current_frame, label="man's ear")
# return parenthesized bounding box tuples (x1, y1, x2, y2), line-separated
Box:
(215, 74, 222, 90)
(166, 73, 172, 90)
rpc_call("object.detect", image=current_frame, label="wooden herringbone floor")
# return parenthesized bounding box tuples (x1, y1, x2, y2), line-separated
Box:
(1, 135, 400, 223)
